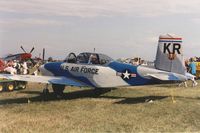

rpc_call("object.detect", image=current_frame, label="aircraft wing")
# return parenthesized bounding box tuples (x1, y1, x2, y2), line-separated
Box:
(0, 74, 88, 87)
(146, 72, 187, 81)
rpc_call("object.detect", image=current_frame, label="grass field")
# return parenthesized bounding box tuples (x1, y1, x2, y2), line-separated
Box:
(0, 81, 200, 132)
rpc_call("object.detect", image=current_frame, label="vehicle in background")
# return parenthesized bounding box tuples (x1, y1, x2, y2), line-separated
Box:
(0, 46, 35, 92)
(0, 78, 27, 92)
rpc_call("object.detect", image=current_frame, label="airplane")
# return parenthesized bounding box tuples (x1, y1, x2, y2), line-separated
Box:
(0, 34, 197, 97)
(3, 46, 35, 61)
(0, 46, 46, 71)
(0, 46, 35, 72)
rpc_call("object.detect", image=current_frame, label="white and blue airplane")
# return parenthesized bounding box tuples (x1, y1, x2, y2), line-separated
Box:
(0, 34, 196, 96)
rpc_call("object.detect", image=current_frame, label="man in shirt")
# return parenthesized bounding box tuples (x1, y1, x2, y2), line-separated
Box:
(189, 58, 196, 76)
(189, 58, 198, 87)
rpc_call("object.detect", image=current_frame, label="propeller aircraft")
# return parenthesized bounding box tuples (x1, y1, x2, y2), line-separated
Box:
(0, 34, 196, 97)
(3, 46, 35, 61)
(0, 46, 35, 72)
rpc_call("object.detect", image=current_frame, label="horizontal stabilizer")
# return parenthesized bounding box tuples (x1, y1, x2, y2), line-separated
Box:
(146, 73, 187, 81)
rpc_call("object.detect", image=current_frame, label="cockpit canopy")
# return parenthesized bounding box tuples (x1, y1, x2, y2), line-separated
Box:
(64, 52, 113, 65)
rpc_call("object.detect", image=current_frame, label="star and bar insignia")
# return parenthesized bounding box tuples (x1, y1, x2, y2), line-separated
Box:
(116, 70, 137, 80)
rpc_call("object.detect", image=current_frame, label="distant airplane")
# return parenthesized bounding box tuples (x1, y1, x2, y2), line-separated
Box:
(0, 34, 197, 97)
(0, 46, 35, 72)
(3, 46, 35, 61)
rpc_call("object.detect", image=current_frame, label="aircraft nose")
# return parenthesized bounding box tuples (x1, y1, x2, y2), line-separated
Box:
(39, 64, 54, 76)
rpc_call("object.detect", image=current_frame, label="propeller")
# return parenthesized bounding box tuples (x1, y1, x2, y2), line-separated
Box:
(29, 47, 35, 53)
(20, 46, 27, 53)
(42, 48, 45, 63)
(21, 46, 35, 54)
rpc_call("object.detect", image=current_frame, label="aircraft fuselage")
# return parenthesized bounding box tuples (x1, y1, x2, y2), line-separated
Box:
(40, 61, 175, 88)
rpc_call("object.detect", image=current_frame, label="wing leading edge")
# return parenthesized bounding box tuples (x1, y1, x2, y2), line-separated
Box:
(0, 74, 88, 87)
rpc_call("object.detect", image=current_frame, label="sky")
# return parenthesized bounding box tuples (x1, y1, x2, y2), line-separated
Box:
(0, 0, 200, 61)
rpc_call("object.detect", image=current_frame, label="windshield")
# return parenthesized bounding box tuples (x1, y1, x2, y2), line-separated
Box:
(64, 52, 77, 63)
(76, 52, 113, 65)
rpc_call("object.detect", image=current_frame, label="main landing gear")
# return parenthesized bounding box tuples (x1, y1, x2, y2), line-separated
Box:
(42, 84, 65, 98)
(42, 84, 50, 95)
(52, 84, 65, 98)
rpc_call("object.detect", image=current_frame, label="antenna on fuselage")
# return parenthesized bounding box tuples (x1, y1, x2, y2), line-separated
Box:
(93, 48, 96, 53)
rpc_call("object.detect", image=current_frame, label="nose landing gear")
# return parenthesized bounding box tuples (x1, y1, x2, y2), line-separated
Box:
(42, 84, 65, 99)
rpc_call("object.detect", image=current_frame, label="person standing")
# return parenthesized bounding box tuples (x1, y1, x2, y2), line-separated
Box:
(188, 57, 198, 87)
(4, 60, 17, 74)
(189, 58, 197, 76)
(21, 61, 28, 74)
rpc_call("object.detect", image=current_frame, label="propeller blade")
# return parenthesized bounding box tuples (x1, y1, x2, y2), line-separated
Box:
(42, 48, 45, 62)
(30, 47, 35, 53)
(20, 46, 27, 53)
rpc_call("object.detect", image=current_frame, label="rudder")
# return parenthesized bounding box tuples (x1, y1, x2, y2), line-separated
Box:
(155, 34, 185, 75)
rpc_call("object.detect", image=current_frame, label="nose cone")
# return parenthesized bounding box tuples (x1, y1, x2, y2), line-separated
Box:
(21, 53, 32, 59)
(39, 64, 45, 75)
(39, 64, 54, 76)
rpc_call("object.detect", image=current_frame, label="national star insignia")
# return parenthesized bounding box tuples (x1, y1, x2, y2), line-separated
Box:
(122, 70, 131, 79)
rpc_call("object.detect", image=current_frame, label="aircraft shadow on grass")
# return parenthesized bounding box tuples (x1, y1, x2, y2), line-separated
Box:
(0, 88, 172, 105)
(0, 88, 112, 105)
(100, 95, 168, 104)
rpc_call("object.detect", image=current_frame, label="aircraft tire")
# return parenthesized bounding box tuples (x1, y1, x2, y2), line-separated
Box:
(52, 84, 65, 97)
(16, 81, 27, 90)
(42, 88, 49, 95)
(20, 84, 27, 89)
(0, 83, 4, 92)
(6, 82, 15, 91)
(94, 88, 104, 96)
(19, 81, 27, 89)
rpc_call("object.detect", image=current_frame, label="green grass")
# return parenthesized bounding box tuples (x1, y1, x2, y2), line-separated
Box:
(0, 81, 200, 132)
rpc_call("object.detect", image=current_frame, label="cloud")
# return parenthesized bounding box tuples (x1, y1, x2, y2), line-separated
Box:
(1, 0, 200, 28)
(1, 0, 200, 18)
(1, 0, 200, 60)
(191, 18, 200, 24)
(0, 18, 64, 29)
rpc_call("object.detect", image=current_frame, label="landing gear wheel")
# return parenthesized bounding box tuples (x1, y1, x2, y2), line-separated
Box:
(94, 88, 103, 96)
(41, 84, 50, 100)
(20, 84, 27, 89)
(19, 81, 27, 89)
(0, 83, 4, 92)
(43, 88, 49, 95)
(52, 84, 65, 98)
(7, 82, 15, 91)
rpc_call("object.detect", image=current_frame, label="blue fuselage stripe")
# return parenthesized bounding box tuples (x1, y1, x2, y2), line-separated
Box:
(44, 62, 95, 87)
(108, 61, 155, 86)
(44, 61, 157, 88)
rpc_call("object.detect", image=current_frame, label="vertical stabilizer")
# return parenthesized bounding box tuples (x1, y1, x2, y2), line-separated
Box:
(155, 34, 185, 74)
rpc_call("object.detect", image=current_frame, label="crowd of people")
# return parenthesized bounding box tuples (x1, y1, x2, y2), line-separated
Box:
(2, 59, 41, 75)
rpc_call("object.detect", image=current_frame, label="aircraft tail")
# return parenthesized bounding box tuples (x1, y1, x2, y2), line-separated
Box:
(155, 34, 185, 75)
